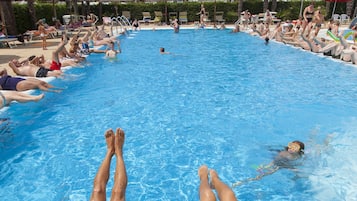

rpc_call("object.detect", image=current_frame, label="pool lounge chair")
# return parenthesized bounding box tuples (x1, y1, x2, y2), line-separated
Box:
(154, 11, 163, 25)
(179, 12, 188, 24)
(169, 12, 178, 23)
(24, 29, 56, 41)
(340, 14, 350, 24)
(215, 11, 225, 24)
(122, 11, 131, 21)
(332, 14, 341, 22)
(0, 37, 18, 48)
(139, 12, 153, 23)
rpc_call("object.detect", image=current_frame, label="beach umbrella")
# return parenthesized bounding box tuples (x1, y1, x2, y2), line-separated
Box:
(325, 0, 352, 17)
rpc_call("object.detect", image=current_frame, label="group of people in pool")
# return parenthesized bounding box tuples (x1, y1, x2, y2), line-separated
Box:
(91, 127, 305, 201)
(245, 2, 357, 65)
(0, 25, 122, 109)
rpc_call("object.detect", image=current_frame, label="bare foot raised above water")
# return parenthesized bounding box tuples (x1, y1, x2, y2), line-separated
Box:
(105, 129, 115, 156)
(209, 169, 219, 189)
(115, 128, 125, 155)
(198, 165, 209, 180)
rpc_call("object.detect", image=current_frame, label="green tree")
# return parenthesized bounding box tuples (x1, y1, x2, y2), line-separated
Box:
(238, 0, 243, 20)
(27, 0, 37, 30)
(346, 0, 354, 17)
(0, 0, 17, 35)
(272, 0, 277, 12)
(263, 0, 268, 12)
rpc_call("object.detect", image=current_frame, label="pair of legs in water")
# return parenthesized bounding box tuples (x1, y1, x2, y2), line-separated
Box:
(91, 129, 237, 201)
(90, 128, 127, 201)
(198, 165, 237, 201)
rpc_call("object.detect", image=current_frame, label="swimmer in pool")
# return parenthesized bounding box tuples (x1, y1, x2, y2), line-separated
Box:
(160, 47, 170, 54)
(105, 41, 121, 58)
(232, 140, 305, 187)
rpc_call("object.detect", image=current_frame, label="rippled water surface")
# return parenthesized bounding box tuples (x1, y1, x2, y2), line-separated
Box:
(1, 29, 357, 201)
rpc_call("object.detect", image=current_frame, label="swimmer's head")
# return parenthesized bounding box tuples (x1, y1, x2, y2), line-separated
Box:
(286, 141, 305, 155)
(160, 47, 165, 52)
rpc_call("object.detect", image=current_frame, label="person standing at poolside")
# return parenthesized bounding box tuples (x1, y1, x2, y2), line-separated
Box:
(264, 9, 272, 26)
(198, 3, 206, 26)
(37, 19, 47, 50)
(90, 128, 127, 201)
(242, 10, 251, 29)
(302, 2, 314, 36)
(232, 140, 305, 187)
(313, 6, 324, 37)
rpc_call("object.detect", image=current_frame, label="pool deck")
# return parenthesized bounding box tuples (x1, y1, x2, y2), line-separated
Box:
(0, 22, 351, 76)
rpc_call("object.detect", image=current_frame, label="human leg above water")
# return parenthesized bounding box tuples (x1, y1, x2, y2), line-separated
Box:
(90, 129, 116, 201)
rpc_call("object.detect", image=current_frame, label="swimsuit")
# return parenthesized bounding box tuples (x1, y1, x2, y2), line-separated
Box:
(36, 67, 50, 77)
(49, 61, 61, 70)
(0, 75, 25, 91)
(306, 11, 314, 23)
(81, 43, 90, 55)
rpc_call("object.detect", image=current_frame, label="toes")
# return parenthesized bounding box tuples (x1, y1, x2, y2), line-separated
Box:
(116, 128, 125, 137)
(105, 129, 114, 138)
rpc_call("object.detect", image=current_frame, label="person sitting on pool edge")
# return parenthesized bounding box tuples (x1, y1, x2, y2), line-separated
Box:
(8, 34, 69, 77)
(0, 90, 44, 109)
(198, 165, 238, 201)
(0, 69, 62, 93)
(90, 128, 127, 201)
(232, 140, 305, 187)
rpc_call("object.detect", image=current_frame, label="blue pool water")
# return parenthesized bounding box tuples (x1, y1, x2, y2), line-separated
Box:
(1, 29, 357, 201)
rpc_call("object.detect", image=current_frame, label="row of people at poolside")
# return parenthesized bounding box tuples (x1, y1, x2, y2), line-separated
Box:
(247, 11, 357, 65)
(0, 27, 122, 109)
(90, 127, 305, 201)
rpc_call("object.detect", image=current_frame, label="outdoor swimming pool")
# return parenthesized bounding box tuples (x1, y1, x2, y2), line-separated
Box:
(1, 29, 357, 201)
